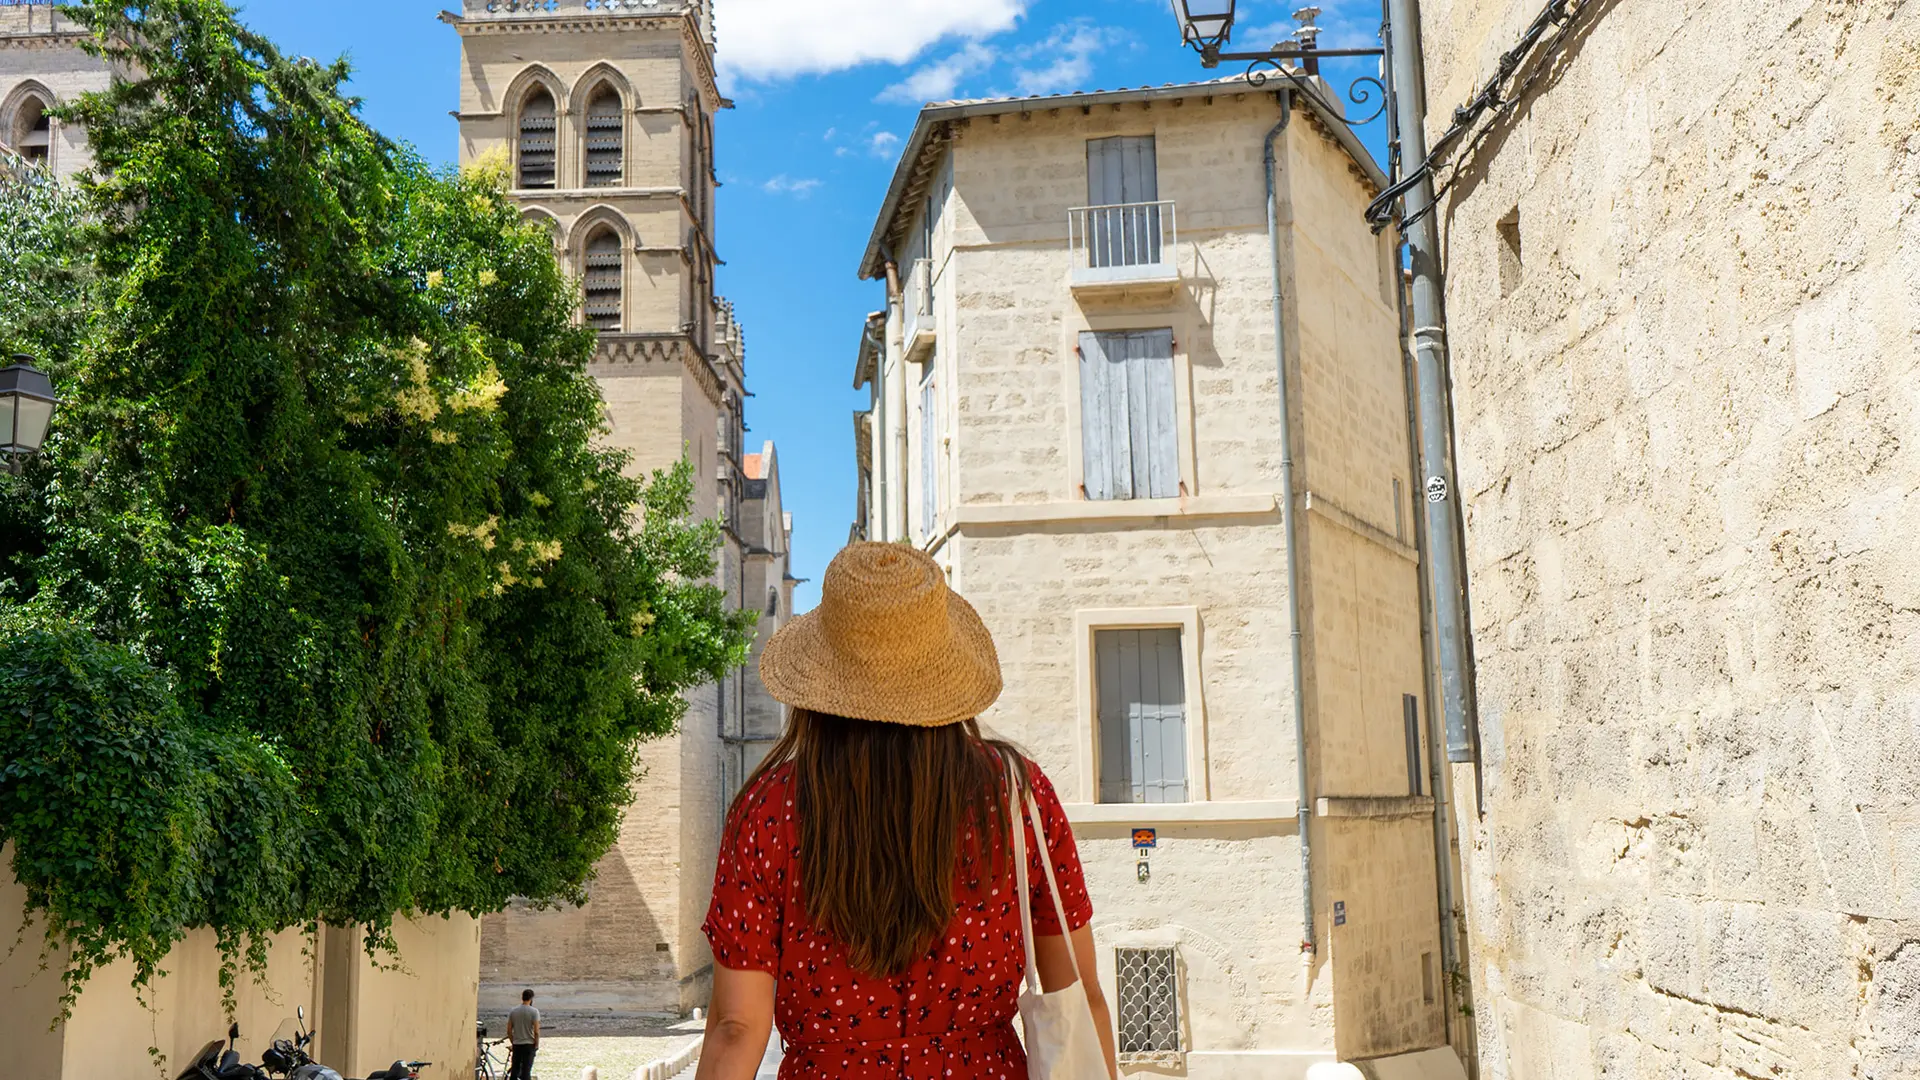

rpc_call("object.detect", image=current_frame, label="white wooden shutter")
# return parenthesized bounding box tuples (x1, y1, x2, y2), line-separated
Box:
(1080, 331, 1125, 500)
(920, 371, 938, 540)
(1081, 330, 1178, 501)
(1096, 628, 1189, 804)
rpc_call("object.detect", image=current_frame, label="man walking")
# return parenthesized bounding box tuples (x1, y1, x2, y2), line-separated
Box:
(507, 987, 541, 1080)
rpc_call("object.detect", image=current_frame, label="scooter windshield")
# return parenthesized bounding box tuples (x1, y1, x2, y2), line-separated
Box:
(175, 1040, 224, 1080)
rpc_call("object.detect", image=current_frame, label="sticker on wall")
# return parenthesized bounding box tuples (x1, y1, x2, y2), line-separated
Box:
(1136, 860, 1151, 884)
(1132, 828, 1158, 850)
(1333, 900, 1347, 927)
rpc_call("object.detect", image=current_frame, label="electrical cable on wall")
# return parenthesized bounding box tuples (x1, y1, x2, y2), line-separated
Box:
(1367, 0, 1599, 232)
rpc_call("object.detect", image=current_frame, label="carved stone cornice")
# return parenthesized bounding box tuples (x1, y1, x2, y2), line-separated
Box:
(0, 33, 89, 49)
(440, 9, 722, 109)
(589, 332, 723, 405)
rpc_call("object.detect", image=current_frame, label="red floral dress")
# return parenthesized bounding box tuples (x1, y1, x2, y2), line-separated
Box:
(702, 758, 1093, 1079)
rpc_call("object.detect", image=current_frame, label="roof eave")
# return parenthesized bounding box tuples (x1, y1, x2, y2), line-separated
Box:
(856, 77, 1388, 281)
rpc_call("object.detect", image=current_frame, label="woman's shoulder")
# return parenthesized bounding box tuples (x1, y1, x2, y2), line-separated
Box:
(982, 742, 1066, 802)
(728, 763, 796, 831)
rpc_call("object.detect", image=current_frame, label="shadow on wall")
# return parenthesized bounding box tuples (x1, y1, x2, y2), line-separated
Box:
(480, 841, 673, 1015)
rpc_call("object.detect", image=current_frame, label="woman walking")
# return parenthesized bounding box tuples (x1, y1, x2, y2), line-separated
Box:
(694, 543, 1119, 1079)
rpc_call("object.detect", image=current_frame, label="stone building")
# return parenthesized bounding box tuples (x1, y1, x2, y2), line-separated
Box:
(441, 0, 792, 1019)
(0, 2, 106, 179)
(1414, 1, 1920, 1076)
(855, 77, 1470, 1078)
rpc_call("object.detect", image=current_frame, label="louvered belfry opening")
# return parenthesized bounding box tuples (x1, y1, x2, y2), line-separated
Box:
(517, 89, 557, 189)
(584, 85, 623, 187)
(583, 228, 623, 332)
(16, 96, 50, 166)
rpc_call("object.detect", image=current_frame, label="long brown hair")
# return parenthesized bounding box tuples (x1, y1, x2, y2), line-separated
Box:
(729, 708, 1026, 977)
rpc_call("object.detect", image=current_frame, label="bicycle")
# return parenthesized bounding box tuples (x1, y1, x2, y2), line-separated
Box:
(475, 1023, 510, 1080)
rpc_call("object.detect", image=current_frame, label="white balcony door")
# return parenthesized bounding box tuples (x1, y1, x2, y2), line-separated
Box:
(1087, 135, 1161, 269)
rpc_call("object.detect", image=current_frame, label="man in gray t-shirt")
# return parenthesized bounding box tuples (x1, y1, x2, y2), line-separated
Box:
(507, 988, 540, 1080)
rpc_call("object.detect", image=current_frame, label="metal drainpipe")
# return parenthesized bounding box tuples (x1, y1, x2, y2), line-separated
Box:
(1264, 91, 1316, 965)
(1381, 4, 1463, 1023)
(864, 318, 889, 541)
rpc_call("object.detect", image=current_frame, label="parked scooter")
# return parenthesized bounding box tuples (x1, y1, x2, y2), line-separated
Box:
(175, 1023, 265, 1080)
(258, 1007, 432, 1080)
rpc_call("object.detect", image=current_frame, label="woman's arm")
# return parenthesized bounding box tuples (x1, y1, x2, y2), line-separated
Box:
(692, 963, 776, 1080)
(1035, 924, 1120, 1080)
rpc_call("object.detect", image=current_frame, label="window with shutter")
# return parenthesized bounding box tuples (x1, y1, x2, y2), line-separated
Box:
(583, 228, 622, 332)
(12, 94, 51, 167)
(1095, 628, 1189, 804)
(1086, 135, 1162, 269)
(919, 365, 939, 542)
(1080, 329, 1179, 501)
(518, 89, 557, 189)
(584, 85, 623, 187)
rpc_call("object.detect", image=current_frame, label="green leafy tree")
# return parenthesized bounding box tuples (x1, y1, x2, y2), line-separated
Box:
(0, 0, 752, 1016)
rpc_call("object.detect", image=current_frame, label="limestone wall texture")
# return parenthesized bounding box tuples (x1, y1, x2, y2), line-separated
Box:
(865, 85, 1459, 1074)
(1420, 0, 1920, 1076)
(0, 7, 108, 182)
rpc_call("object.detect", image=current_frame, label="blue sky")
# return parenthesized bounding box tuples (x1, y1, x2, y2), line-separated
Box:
(240, 0, 1390, 612)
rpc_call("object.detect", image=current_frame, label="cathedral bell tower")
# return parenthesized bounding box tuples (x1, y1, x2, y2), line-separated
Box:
(444, 0, 767, 1017)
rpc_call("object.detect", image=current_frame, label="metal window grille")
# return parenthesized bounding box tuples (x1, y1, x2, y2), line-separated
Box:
(1115, 947, 1181, 1055)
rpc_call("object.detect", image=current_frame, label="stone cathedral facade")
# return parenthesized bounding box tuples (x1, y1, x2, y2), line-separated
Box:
(443, 0, 792, 1018)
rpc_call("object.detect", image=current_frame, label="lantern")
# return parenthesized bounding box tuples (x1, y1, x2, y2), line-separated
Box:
(1171, 0, 1237, 58)
(0, 357, 58, 468)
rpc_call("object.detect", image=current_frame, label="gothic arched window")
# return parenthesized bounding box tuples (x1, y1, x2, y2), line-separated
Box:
(11, 94, 51, 168)
(582, 227, 623, 332)
(517, 88, 557, 190)
(584, 84, 623, 188)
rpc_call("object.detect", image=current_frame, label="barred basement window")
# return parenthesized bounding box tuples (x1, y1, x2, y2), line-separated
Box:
(583, 228, 622, 332)
(518, 89, 556, 189)
(1115, 947, 1181, 1055)
(584, 85, 623, 187)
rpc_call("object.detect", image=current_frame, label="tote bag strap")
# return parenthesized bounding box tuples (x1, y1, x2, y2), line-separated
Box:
(1001, 747, 1087, 995)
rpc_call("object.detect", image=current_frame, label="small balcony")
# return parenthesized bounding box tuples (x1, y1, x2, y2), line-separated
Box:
(904, 257, 937, 362)
(1069, 201, 1179, 298)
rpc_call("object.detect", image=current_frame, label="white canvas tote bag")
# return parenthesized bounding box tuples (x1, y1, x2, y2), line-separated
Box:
(1003, 750, 1111, 1080)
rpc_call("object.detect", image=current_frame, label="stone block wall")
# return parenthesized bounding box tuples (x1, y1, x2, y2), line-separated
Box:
(1420, 0, 1920, 1075)
(0, 9, 108, 183)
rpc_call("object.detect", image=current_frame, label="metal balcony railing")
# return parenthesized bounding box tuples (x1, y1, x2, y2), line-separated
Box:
(1069, 200, 1178, 287)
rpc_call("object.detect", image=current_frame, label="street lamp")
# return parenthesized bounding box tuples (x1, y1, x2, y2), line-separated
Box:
(0, 356, 59, 473)
(1172, 1, 1383, 75)
(1171, 0, 1237, 59)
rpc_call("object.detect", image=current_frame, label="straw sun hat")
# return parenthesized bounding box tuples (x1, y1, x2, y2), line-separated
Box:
(759, 542, 1002, 727)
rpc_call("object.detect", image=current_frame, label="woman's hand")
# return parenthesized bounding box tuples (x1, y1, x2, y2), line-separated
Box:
(693, 963, 776, 1080)
(1035, 924, 1120, 1080)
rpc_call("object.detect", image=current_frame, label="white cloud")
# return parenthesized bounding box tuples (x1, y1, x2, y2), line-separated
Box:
(716, 0, 1027, 82)
(763, 175, 824, 196)
(877, 41, 999, 104)
(1011, 23, 1132, 97)
(869, 131, 902, 157)
(1234, 0, 1381, 53)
